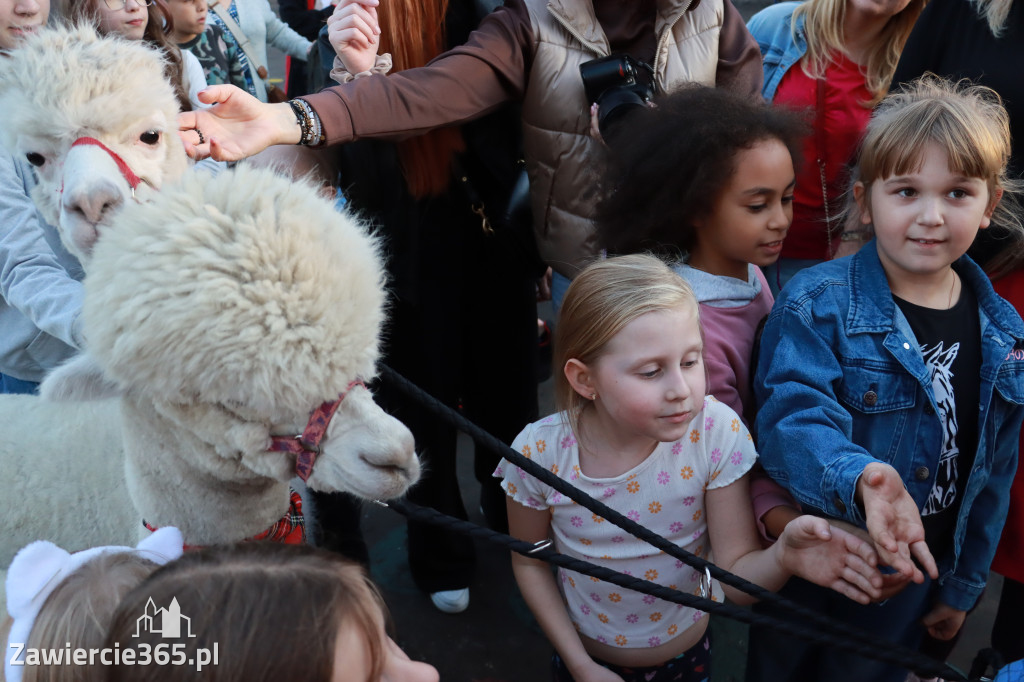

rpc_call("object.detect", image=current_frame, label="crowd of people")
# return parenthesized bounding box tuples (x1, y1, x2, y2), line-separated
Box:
(2, 0, 1023, 678)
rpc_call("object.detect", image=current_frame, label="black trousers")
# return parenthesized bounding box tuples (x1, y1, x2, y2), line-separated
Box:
(315, 207, 539, 593)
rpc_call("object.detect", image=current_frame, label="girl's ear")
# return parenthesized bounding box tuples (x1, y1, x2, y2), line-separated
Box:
(980, 187, 1004, 230)
(853, 182, 872, 226)
(564, 358, 595, 399)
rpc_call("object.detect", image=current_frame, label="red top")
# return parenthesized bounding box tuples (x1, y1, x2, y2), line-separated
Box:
(773, 52, 873, 260)
(992, 269, 1024, 583)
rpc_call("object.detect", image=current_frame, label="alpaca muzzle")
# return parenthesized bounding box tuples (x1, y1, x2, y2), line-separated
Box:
(66, 136, 148, 196)
(268, 380, 365, 481)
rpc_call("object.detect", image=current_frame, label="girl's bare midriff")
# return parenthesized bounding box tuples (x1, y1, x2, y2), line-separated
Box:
(580, 611, 709, 667)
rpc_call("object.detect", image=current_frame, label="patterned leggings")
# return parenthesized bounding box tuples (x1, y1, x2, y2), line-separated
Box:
(551, 633, 711, 682)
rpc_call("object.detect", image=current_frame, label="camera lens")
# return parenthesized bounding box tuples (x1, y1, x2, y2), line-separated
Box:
(597, 88, 649, 137)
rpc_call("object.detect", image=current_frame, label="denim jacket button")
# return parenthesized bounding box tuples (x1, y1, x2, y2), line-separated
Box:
(834, 496, 846, 514)
(863, 390, 878, 406)
(915, 466, 930, 481)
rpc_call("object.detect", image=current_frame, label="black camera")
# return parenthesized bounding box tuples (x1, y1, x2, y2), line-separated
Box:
(579, 54, 655, 138)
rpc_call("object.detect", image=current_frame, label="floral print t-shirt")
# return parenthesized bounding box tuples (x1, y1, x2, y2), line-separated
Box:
(495, 397, 757, 648)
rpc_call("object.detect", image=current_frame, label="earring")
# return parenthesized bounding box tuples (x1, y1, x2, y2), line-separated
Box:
(589, 393, 597, 400)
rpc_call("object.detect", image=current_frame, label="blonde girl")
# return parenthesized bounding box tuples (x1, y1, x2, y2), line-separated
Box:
(749, 76, 1024, 682)
(496, 254, 882, 682)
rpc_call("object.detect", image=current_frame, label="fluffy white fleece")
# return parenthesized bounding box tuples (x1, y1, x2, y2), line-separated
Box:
(0, 168, 418, 615)
(0, 24, 188, 260)
(83, 165, 387, 421)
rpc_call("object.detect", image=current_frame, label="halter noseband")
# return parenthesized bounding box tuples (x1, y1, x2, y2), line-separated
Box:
(268, 380, 365, 482)
(67, 137, 148, 197)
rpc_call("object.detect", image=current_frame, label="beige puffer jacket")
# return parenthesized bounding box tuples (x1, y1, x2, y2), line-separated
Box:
(522, 0, 725, 277)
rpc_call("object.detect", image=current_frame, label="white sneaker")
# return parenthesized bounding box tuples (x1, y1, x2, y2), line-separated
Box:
(430, 588, 470, 614)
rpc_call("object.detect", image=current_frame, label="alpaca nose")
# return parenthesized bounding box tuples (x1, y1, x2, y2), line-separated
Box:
(63, 178, 123, 227)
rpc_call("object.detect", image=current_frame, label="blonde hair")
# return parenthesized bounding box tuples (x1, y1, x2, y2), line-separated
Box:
(793, 0, 925, 105)
(21, 554, 159, 682)
(969, 0, 1013, 35)
(554, 254, 698, 437)
(845, 75, 1023, 240)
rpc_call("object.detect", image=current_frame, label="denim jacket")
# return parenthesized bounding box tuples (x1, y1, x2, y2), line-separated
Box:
(754, 242, 1024, 610)
(746, 1, 806, 101)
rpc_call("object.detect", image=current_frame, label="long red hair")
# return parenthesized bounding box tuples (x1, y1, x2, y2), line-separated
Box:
(377, 0, 464, 197)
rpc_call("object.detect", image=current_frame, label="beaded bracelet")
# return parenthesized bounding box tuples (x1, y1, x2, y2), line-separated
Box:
(288, 98, 324, 147)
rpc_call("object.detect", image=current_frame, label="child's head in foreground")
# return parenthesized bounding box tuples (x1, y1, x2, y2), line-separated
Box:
(3, 528, 183, 682)
(849, 75, 1022, 279)
(554, 254, 700, 437)
(103, 542, 439, 682)
(597, 86, 807, 279)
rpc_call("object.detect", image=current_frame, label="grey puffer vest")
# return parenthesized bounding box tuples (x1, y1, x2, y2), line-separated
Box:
(521, 0, 724, 276)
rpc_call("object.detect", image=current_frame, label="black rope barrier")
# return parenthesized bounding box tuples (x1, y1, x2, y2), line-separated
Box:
(384, 498, 977, 680)
(377, 364, 976, 681)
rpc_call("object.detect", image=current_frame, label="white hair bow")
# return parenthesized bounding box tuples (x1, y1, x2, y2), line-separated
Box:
(4, 527, 184, 682)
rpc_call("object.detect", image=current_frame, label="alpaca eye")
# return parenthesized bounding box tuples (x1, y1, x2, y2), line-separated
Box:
(25, 152, 45, 167)
(140, 130, 161, 145)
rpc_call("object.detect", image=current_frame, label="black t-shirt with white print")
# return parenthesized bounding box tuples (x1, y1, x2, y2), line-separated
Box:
(893, 275, 981, 560)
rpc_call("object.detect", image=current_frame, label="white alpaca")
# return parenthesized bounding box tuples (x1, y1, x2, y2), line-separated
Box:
(0, 27, 421, 614)
(1, 166, 419, 575)
(0, 25, 189, 586)
(0, 24, 189, 261)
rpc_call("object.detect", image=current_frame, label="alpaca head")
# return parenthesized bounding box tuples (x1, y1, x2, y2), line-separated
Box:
(0, 24, 188, 262)
(42, 165, 419, 499)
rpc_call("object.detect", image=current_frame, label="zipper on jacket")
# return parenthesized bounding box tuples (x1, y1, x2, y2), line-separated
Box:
(547, 0, 697, 90)
(652, 0, 696, 91)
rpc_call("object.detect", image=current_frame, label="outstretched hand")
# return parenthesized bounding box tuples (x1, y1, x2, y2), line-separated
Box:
(829, 518, 913, 602)
(327, 0, 381, 75)
(857, 462, 938, 583)
(777, 515, 883, 604)
(177, 85, 301, 162)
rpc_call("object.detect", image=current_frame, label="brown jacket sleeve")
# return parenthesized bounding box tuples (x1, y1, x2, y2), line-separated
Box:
(714, 0, 763, 99)
(302, 0, 533, 145)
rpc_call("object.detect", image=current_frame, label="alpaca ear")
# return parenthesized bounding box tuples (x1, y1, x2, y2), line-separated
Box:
(39, 354, 123, 402)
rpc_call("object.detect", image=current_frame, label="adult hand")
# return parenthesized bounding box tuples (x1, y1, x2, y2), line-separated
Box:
(588, 103, 604, 143)
(177, 85, 302, 162)
(778, 515, 883, 605)
(921, 602, 967, 641)
(856, 462, 938, 583)
(327, 0, 381, 75)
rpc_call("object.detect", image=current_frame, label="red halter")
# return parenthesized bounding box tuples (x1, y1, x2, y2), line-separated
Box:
(67, 136, 145, 192)
(268, 380, 365, 482)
